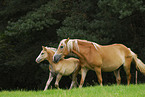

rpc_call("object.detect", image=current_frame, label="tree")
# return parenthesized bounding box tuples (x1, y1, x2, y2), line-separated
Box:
(57, 0, 145, 45)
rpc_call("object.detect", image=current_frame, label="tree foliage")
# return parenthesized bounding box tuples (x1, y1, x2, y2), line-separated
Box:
(5, 1, 60, 36)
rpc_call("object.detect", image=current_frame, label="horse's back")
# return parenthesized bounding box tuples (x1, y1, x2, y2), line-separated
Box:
(101, 44, 131, 56)
(63, 58, 79, 64)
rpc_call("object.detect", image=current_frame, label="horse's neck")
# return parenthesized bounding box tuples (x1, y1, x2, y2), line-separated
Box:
(46, 50, 55, 65)
(46, 49, 63, 71)
(71, 40, 94, 62)
(71, 41, 85, 61)
(72, 49, 85, 62)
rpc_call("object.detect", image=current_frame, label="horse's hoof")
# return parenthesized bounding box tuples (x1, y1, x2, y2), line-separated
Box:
(79, 86, 82, 88)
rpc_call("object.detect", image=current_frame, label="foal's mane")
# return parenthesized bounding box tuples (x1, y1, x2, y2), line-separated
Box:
(45, 47, 57, 52)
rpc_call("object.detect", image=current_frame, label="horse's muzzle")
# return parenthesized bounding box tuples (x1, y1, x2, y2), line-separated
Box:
(53, 54, 61, 63)
(36, 58, 41, 63)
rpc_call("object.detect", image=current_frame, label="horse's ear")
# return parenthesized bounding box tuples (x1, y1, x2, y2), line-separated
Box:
(65, 37, 69, 44)
(42, 46, 45, 49)
(42, 46, 46, 51)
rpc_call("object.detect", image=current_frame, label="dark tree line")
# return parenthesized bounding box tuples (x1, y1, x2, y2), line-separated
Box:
(0, 0, 145, 90)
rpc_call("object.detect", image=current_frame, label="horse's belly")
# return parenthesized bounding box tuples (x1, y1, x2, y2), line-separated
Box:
(101, 58, 124, 72)
(101, 54, 125, 72)
(101, 64, 121, 72)
(56, 64, 76, 76)
(62, 69, 74, 75)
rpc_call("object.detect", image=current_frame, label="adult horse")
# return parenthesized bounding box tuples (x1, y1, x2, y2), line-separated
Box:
(36, 46, 80, 90)
(53, 38, 145, 88)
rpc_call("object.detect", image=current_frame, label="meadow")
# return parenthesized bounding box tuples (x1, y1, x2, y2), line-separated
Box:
(0, 84, 145, 97)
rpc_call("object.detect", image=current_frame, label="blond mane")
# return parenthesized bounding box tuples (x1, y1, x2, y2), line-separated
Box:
(59, 39, 75, 52)
(92, 42, 101, 50)
(60, 39, 100, 53)
(45, 47, 57, 52)
(67, 39, 101, 52)
(67, 39, 79, 52)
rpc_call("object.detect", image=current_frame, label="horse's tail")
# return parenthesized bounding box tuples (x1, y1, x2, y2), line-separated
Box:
(130, 49, 145, 75)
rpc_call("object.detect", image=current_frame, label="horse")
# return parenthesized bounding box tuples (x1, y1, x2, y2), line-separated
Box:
(35, 46, 80, 91)
(53, 38, 145, 88)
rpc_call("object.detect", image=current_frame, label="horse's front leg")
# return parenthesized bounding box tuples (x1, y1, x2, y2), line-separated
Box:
(44, 72, 54, 91)
(55, 73, 62, 89)
(94, 66, 103, 86)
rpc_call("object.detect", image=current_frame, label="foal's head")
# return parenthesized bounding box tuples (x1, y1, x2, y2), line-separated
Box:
(53, 38, 70, 63)
(36, 46, 48, 63)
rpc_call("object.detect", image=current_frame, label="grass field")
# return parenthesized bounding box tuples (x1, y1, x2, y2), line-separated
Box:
(0, 84, 145, 97)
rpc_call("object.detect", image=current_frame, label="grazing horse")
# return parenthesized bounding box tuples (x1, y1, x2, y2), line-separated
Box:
(53, 38, 145, 88)
(36, 46, 80, 91)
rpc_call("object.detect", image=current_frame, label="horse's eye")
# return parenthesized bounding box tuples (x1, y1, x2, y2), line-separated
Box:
(60, 46, 64, 49)
(41, 53, 44, 55)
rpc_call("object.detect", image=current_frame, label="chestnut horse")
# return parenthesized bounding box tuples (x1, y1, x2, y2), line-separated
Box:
(53, 38, 145, 88)
(36, 46, 80, 90)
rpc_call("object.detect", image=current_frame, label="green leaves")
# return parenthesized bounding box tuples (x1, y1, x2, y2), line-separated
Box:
(5, 1, 59, 36)
(98, 0, 145, 19)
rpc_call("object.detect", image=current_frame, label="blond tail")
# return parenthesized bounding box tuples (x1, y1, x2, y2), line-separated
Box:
(130, 50, 145, 75)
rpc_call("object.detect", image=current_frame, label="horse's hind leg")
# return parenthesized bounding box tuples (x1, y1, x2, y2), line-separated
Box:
(114, 69, 121, 85)
(55, 73, 62, 89)
(69, 65, 81, 89)
(123, 57, 132, 85)
(69, 77, 77, 90)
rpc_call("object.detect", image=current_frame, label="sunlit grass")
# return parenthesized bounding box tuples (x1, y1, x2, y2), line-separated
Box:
(1, 84, 145, 97)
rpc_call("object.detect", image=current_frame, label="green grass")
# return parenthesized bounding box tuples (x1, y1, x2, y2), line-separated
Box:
(1, 84, 145, 97)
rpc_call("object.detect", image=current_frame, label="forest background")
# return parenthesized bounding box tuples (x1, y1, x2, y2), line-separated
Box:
(0, 0, 145, 90)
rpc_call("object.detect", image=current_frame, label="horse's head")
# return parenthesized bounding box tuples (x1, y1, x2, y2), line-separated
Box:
(53, 38, 70, 63)
(36, 46, 48, 63)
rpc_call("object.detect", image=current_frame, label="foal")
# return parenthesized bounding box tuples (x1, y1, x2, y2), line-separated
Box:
(36, 46, 80, 91)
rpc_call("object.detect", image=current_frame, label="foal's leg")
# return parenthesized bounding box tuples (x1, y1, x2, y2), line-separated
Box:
(55, 73, 62, 89)
(44, 72, 54, 91)
(94, 67, 103, 86)
(69, 65, 81, 89)
(124, 57, 132, 85)
(69, 76, 77, 90)
(79, 67, 88, 88)
(114, 69, 121, 85)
